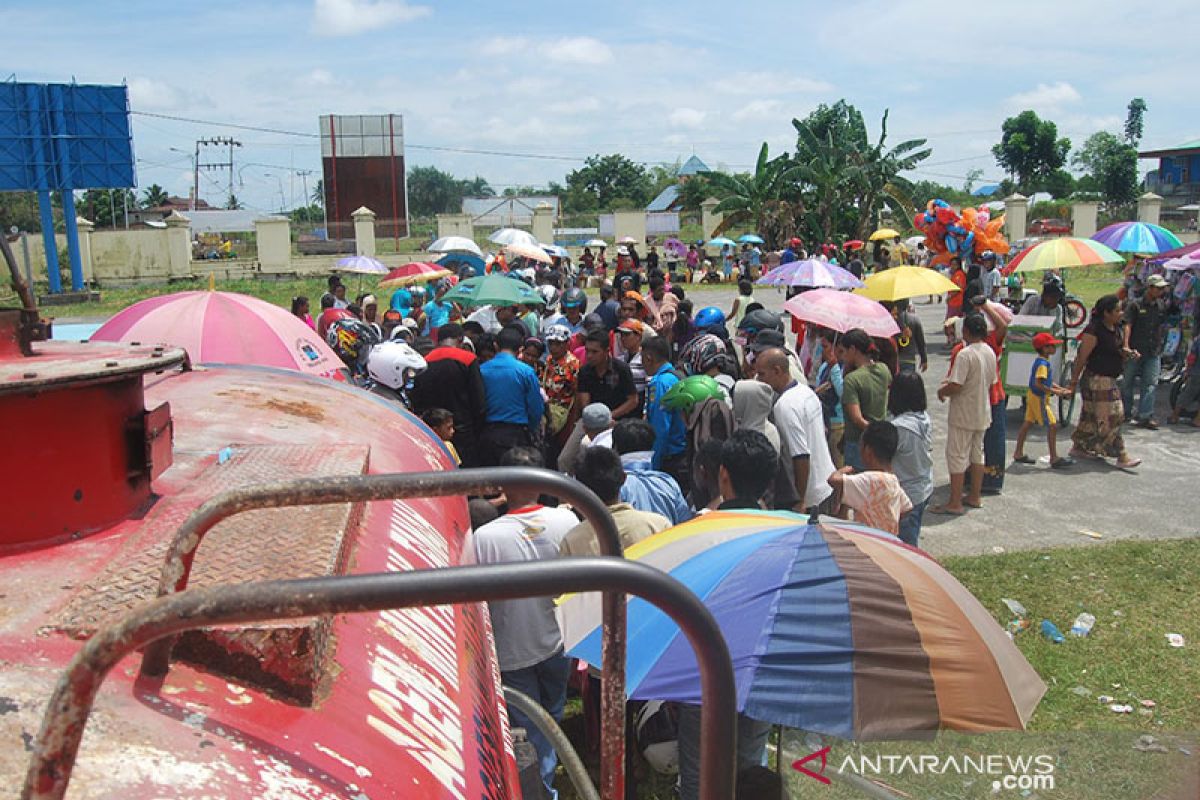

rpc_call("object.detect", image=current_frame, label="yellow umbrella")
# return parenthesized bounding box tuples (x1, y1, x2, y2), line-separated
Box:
(869, 228, 902, 241)
(855, 265, 961, 302)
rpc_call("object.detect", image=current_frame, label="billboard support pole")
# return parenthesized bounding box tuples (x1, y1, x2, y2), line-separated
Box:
(60, 191, 84, 291)
(37, 191, 62, 294)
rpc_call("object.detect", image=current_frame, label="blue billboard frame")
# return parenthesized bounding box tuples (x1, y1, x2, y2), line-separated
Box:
(0, 82, 135, 292)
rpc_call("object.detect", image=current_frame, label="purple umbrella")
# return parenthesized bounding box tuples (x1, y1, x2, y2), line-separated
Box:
(664, 237, 688, 257)
(1091, 222, 1183, 255)
(757, 258, 864, 289)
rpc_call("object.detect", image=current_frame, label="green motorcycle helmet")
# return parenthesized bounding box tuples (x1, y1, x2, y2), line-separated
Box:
(661, 374, 725, 412)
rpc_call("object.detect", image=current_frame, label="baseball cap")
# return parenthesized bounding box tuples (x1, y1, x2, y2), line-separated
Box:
(617, 319, 644, 336)
(1146, 274, 1169, 288)
(748, 329, 787, 352)
(544, 324, 572, 343)
(1032, 332, 1062, 349)
(581, 403, 612, 431)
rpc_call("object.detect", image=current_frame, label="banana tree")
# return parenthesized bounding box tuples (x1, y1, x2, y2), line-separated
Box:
(702, 143, 803, 248)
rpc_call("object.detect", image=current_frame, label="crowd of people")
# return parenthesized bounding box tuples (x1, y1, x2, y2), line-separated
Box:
(279, 235, 1196, 799)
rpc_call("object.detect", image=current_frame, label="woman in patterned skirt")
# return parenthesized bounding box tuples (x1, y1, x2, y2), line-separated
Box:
(1068, 294, 1142, 468)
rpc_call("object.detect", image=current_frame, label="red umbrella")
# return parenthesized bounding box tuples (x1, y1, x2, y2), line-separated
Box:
(379, 261, 453, 289)
(844, 239, 865, 250)
(92, 291, 346, 379)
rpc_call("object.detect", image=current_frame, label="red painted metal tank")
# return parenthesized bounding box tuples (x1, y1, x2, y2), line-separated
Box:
(0, 309, 520, 797)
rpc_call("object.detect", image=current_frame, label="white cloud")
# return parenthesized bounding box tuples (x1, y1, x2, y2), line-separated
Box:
(541, 36, 613, 65)
(307, 68, 335, 86)
(312, 0, 430, 37)
(1006, 82, 1082, 113)
(669, 107, 706, 129)
(127, 77, 183, 110)
(713, 71, 832, 95)
(547, 96, 601, 114)
(479, 36, 528, 57)
(733, 99, 785, 122)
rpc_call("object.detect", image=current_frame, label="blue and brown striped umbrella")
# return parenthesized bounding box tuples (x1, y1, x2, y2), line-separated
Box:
(560, 510, 1046, 739)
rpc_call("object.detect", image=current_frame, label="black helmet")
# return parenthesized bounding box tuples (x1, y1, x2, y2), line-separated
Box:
(562, 287, 588, 312)
(1042, 274, 1064, 296)
(737, 308, 782, 335)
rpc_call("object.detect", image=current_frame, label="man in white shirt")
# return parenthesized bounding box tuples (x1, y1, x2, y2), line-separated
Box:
(755, 347, 835, 513)
(471, 446, 579, 796)
(932, 313, 997, 515)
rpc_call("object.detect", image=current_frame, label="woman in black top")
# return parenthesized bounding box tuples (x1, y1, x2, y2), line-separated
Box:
(1069, 294, 1140, 468)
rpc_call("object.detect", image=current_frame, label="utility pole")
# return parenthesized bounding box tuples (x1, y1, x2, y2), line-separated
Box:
(193, 137, 242, 209)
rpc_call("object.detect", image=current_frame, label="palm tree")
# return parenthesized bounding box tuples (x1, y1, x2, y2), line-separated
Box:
(790, 104, 930, 243)
(310, 179, 324, 207)
(845, 110, 931, 240)
(141, 183, 169, 209)
(702, 143, 802, 247)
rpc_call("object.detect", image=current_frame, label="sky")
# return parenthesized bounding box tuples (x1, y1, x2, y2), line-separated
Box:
(4, 0, 1195, 213)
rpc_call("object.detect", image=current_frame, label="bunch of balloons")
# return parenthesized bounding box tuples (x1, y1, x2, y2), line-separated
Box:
(913, 200, 1010, 266)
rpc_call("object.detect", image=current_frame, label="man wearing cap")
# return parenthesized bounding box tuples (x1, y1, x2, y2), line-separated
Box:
(747, 329, 808, 387)
(1122, 274, 1170, 429)
(556, 402, 614, 473)
(617, 318, 648, 413)
(410, 322, 487, 467)
(541, 324, 581, 449)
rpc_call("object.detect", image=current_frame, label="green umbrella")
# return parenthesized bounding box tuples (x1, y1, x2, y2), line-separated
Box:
(443, 275, 545, 308)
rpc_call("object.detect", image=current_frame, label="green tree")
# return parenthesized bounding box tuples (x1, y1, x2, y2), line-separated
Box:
(459, 175, 494, 197)
(140, 183, 169, 209)
(991, 110, 1071, 193)
(80, 188, 136, 227)
(1073, 131, 1139, 208)
(963, 168, 984, 195)
(565, 154, 652, 211)
(310, 178, 324, 207)
(290, 204, 324, 225)
(407, 166, 466, 217)
(702, 143, 801, 247)
(1124, 98, 1147, 147)
(225, 193, 243, 210)
(0, 192, 44, 233)
(790, 102, 930, 242)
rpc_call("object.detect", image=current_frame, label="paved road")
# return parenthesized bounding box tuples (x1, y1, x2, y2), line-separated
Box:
(630, 282, 1200, 558)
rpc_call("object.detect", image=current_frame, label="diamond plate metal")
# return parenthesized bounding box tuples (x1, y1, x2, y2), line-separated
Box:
(47, 443, 369, 702)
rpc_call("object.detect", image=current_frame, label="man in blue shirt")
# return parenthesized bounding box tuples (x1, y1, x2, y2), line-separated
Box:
(479, 324, 545, 466)
(612, 419, 692, 525)
(641, 337, 688, 492)
(780, 237, 802, 265)
(421, 279, 455, 336)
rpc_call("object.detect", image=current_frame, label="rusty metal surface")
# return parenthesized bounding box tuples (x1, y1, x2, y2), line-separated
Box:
(0, 339, 187, 395)
(139, 465, 630, 797)
(47, 444, 368, 701)
(23, 558, 737, 800)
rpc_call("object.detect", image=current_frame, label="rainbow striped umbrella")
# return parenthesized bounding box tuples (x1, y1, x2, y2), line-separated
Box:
(560, 511, 1046, 738)
(1005, 237, 1125, 275)
(1091, 221, 1183, 255)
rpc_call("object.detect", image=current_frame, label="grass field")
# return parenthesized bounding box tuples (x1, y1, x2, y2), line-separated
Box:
(559, 539, 1200, 799)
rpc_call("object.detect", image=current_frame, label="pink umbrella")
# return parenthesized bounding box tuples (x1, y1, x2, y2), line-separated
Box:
(92, 291, 346, 379)
(783, 288, 899, 337)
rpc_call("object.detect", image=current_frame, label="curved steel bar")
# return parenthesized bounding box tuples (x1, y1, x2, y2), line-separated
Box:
(504, 686, 600, 800)
(139, 466, 628, 798)
(23, 559, 736, 800)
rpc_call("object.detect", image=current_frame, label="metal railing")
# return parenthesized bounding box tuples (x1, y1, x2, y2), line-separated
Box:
(22, 559, 737, 800)
(141, 467, 630, 797)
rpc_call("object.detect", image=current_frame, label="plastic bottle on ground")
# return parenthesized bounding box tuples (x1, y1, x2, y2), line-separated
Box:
(1040, 620, 1065, 643)
(1070, 613, 1096, 637)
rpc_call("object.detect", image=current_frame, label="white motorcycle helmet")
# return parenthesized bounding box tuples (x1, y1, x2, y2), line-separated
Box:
(367, 340, 427, 389)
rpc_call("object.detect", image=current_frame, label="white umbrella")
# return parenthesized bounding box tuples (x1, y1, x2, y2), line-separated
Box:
(488, 228, 537, 247)
(541, 243, 570, 258)
(428, 236, 483, 257)
(617, 236, 638, 245)
(505, 242, 553, 264)
(585, 238, 608, 248)
(333, 255, 388, 274)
